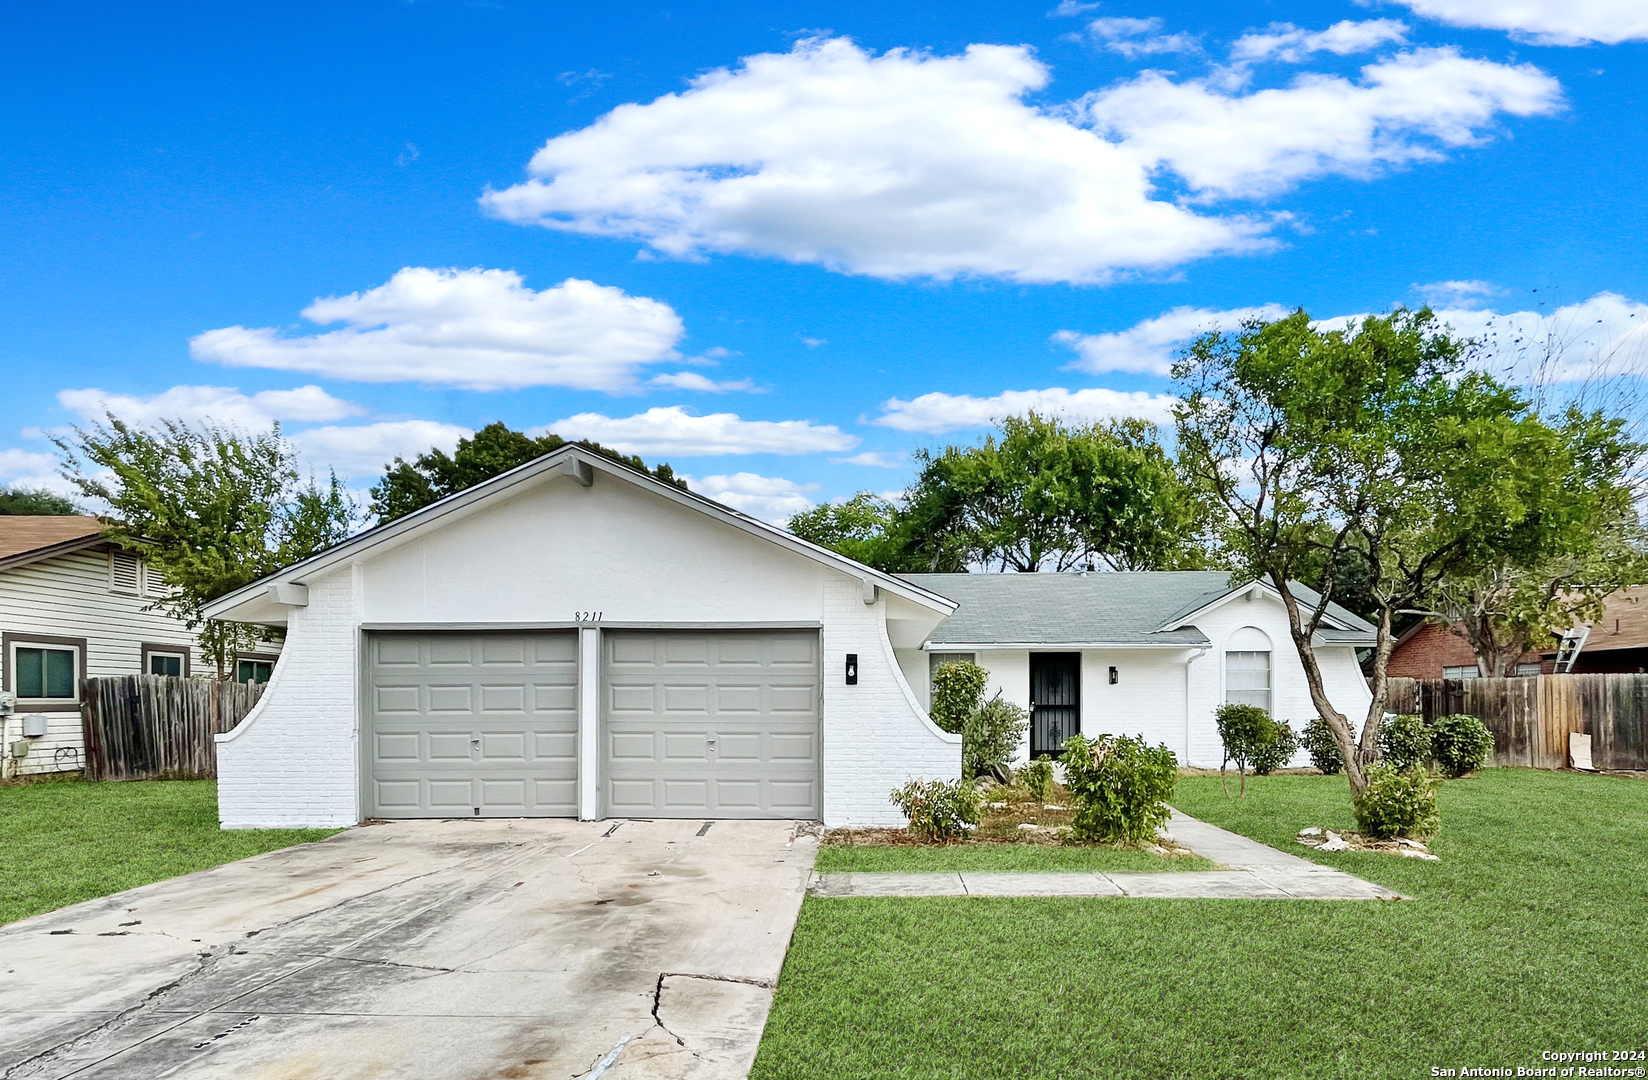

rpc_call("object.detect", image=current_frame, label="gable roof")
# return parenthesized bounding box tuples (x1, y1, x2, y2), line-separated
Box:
(0, 516, 108, 570)
(1158, 577, 1377, 638)
(1545, 584, 1648, 656)
(202, 445, 958, 622)
(900, 571, 1378, 648)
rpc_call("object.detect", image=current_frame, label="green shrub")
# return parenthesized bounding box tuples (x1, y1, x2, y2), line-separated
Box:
(1430, 713, 1494, 778)
(1060, 734, 1179, 844)
(1380, 713, 1432, 772)
(930, 660, 989, 734)
(1215, 703, 1271, 797)
(1303, 716, 1346, 774)
(1251, 719, 1300, 775)
(888, 778, 980, 842)
(1017, 757, 1055, 803)
(962, 692, 1028, 780)
(1352, 763, 1441, 839)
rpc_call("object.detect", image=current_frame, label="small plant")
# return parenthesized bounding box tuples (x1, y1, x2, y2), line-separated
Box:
(1430, 713, 1494, 778)
(888, 778, 981, 842)
(1251, 719, 1300, 775)
(1060, 734, 1178, 844)
(1380, 713, 1432, 772)
(1303, 716, 1347, 774)
(1215, 703, 1270, 798)
(930, 660, 989, 734)
(1352, 763, 1441, 839)
(1018, 757, 1055, 803)
(963, 692, 1028, 781)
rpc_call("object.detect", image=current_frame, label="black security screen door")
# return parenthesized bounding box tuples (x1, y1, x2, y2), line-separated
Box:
(1030, 653, 1081, 758)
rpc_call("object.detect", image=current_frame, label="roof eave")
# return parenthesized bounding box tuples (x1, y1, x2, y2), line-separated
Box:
(0, 533, 110, 573)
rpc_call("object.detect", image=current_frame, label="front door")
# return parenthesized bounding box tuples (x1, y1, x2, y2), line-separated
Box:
(1029, 653, 1081, 758)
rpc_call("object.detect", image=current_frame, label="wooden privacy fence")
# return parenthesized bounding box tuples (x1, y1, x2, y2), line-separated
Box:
(80, 675, 265, 781)
(1386, 674, 1648, 771)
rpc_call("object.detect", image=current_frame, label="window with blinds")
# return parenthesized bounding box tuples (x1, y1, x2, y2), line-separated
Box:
(1225, 649, 1271, 713)
(109, 550, 142, 595)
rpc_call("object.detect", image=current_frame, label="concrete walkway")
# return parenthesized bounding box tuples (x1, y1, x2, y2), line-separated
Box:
(809, 809, 1405, 901)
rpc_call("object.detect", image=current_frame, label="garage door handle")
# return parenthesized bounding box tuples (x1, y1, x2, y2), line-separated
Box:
(706, 739, 717, 757)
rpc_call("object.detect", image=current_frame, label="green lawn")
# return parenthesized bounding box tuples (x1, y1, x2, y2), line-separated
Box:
(0, 779, 340, 925)
(816, 843, 1210, 873)
(754, 770, 1648, 1079)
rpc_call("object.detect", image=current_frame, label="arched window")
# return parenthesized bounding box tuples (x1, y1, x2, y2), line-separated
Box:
(1225, 626, 1272, 714)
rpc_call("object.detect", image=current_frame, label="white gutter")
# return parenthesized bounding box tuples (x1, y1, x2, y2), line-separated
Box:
(923, 641, 1210, 651)
(1184, 645, 1209, 764)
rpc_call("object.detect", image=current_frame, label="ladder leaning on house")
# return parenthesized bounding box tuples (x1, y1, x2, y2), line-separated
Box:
(1552, 625, 1591, 673)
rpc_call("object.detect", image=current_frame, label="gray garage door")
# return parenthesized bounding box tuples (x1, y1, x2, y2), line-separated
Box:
(603, 630, 820, 818)
(366, 632, 578, 818)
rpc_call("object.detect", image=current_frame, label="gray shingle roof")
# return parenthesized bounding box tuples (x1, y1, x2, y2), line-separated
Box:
(899, 571, 1377, 647)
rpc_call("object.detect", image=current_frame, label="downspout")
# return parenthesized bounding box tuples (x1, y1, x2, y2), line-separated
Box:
(1184, 647, 1208, 766)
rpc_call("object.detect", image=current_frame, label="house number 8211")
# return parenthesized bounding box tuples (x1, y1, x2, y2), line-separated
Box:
(573, 611, 603, 622)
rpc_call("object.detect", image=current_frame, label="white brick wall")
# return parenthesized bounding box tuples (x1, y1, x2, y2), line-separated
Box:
(821, 579, 961, 827)
(216, 567, 360, 829)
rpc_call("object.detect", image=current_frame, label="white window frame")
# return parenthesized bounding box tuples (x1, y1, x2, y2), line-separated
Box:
(1442, 665, 1479, 681)
(1224, 649, 1272, 714)
(143, 647, 190, 678)
(6, 638, 83, 704)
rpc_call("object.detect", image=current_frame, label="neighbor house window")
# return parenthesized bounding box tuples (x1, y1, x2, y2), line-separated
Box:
(1515, 663, 1542, 677)
(1442, 665, 1479, 681)
(236, 658, 275, 685)
(1225, 650, 1271, 713)
(142, 645, 189, 678)
(13, 644, 77, 700)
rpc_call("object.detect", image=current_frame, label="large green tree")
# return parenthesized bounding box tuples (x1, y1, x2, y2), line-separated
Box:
(54, 417, 356, 676)
(1174, 308, 1637, 799)
(903, 414, 1209, 573)
(370, 422, 686, 523)
(0, 485, 80, 515)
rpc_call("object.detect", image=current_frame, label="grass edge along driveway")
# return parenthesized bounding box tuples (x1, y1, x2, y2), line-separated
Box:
(752, 770, 1648, 1080)
(1, 779, 340, 926)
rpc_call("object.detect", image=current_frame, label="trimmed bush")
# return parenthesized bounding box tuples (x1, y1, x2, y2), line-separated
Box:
(930, 660, 989, 734)
(889, 778, 981, 842)
(1215, 703, 1270, 797)
(1017, 757, 1055, 803)
(1430, 713, 1495, 778)
(1304, 716, 1346, 774)
(1352, 763, 1440, 839)
(1380, 713, 1432, 772)
(1251, 720, 1300, 775)
(963, 693, 1028, 781)
(1060, 734, 1178, 844)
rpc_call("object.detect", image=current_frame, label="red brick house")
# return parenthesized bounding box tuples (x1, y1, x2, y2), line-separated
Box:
(1385, 621, 1547, 680)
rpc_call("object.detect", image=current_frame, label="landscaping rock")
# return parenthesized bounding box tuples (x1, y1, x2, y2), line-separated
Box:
(1318, 832, 1353, 852)
(1297, 826, 1324, 838)
(1397, 847, 1440, 860)
(1017, 823, 1039, 831)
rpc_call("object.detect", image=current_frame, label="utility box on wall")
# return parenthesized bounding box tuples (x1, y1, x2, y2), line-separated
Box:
(22, 715, 48, 738)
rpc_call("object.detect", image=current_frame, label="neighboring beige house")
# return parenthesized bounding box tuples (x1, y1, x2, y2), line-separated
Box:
(0, 516, 276, 777)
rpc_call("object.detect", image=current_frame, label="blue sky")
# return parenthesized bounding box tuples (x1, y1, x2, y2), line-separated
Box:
(4, 0, 1645, 520)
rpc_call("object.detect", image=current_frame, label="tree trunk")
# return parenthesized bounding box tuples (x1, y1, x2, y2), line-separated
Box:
(1271, 571, 1375, 796)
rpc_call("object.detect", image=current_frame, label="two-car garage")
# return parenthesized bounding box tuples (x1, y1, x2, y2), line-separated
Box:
(364, 629, 822, 820)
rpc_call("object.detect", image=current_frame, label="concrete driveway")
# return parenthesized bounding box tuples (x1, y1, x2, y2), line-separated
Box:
(0, 818, 817, 1080)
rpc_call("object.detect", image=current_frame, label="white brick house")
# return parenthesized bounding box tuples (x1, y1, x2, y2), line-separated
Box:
(202, 447, 962, 829)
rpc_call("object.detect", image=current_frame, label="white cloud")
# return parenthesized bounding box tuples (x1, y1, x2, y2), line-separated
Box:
(1428, 292, 1648, 383)
(482, 36, 1270, 284)
(684, 471, 819, 522)
(833, 450, 908, 468)
(541, 406, 858, 456)
(1082, 17, 1202, 57)
(191, 267, 685, 393)
(1231, 20, 1409, 64)
(1390, 0, 1648, 45)
(872, 387, 1179, 433)
(649, 371, 759, 392)
(1415, 279, 1503, 308)
(289, 420, 471, 480)
(1054, 304, 1291, 375)
(0, 448, 61, 490)
(57, 384, 363, 429)
(1083, 47, 1563, 199)
(483, 37, 1565, 284)
(1049, 0, 1102, 15)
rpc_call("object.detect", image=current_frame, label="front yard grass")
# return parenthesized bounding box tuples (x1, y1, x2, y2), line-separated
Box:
(815, 843, 1210, 874)
(753, 769, 1648, 1079)
(0, 778, 340, 925)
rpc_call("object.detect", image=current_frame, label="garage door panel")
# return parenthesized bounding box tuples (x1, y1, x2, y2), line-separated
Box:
(366, 632, 577, 818)
(603, 631, 819, 819)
